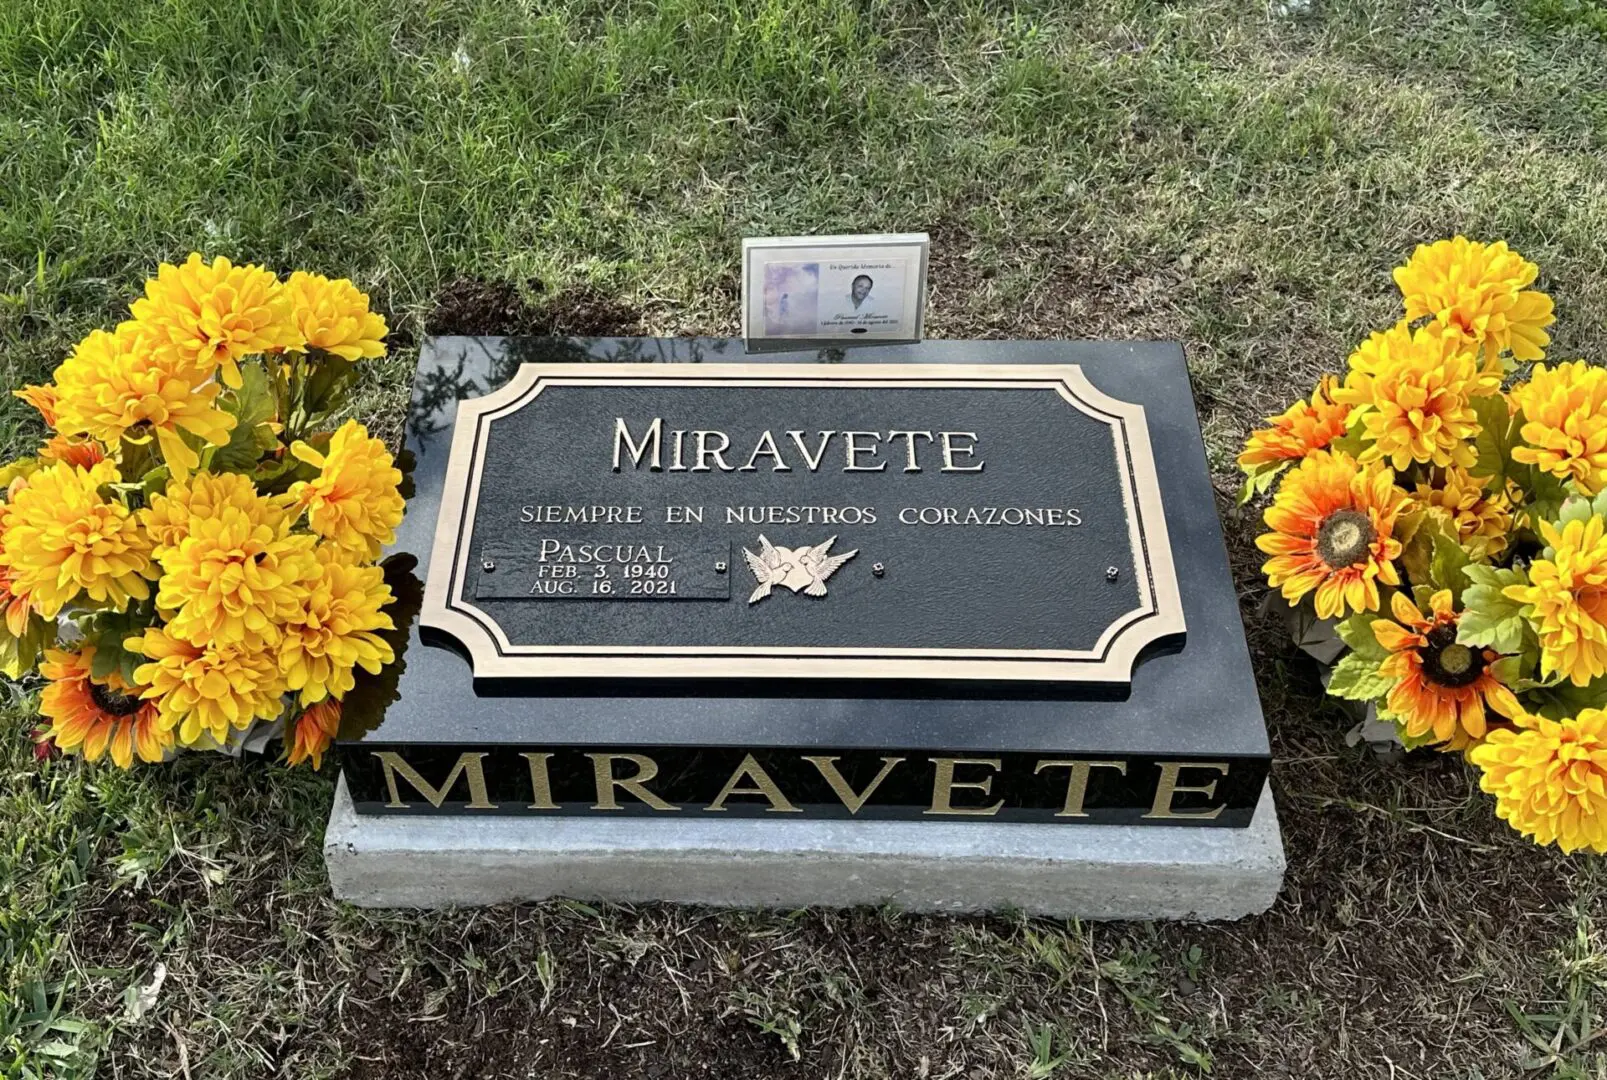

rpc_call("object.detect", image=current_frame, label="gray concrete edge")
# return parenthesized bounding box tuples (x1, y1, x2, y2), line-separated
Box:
(324, 774, 1285, 920)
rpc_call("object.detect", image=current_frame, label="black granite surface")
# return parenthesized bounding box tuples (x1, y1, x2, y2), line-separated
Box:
(338, 337, 1271, 822)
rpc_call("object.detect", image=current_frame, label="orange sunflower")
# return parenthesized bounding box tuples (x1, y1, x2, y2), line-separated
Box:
(1371, 589, 1522, 749)
(1238, 375, 1351, 471)
(1257, 449, 1410, 619)
(37, 647, 171, 767)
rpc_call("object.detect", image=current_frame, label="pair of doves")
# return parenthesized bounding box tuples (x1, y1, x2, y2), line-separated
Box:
(741, 535, 858, 604)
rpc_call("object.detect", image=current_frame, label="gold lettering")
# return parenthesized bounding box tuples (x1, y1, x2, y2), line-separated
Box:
(520, 752, 558, 810)
(939, 431, 985, 472)
(613, 417, 662, 471)
(691, 430, 733, 472)
(787, 430, 837, 472)
(925, 757, 1004, 816)
(885, 430, 933, 472)
(803, 755, 904, 814)
(739, 430, 791, 472)
(1034, 759, 1127, 817)
(705, 753, 801, 813)
(842, 431, 888, 471)
(1144, 761, 1230, 820)
(587, 753, 678, 811)
(376, 751, 495, 809)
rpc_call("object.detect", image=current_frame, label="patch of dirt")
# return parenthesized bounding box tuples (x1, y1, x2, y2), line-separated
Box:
(426, 277, 645, 338)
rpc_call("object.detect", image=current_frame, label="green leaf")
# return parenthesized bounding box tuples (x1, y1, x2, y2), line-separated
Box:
(213, 361, 279, 474)
(1335, 612, 1389, 661)
(0, 611, 53, 679)
(1428, 531, 1473, 599)
(1523, 466, 1570, 528)
(1470, 393, 1521, 483)
(1457, 564, 1530, 654)
(300, 349, 359, 420)
(1327, 652, 1395, 702)
(79, 608, 149, 686)
(1524, 677, 1607, 721)
(1328, 415, 1369, 461)
(1236, 462, 1286, 505)
(1558, 494, 1594, 527)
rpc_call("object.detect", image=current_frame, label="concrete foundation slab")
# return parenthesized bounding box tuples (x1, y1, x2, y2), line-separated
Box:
(324, 775, 1284, 920)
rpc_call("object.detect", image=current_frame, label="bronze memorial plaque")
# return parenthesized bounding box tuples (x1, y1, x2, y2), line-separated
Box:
(419, 364, 1184, 683)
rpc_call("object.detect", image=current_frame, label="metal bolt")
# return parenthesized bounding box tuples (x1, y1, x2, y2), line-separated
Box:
(872, 563, 886, 577)
(1105, 566, 1120, 582)
(483, 558, 496, 573)
(714, 561, 728, 574)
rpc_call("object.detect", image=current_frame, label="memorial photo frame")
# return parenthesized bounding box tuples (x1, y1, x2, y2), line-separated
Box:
(742, 233, 929, 352)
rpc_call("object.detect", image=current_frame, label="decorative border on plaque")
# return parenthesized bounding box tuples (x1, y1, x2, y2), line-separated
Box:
(420, 365, 1185, 683)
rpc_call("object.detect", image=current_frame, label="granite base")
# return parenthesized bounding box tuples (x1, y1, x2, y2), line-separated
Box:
(324, 775, 1284, 920)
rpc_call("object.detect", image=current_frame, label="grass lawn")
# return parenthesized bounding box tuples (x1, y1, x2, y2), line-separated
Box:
(6, 0, 1607, 1076)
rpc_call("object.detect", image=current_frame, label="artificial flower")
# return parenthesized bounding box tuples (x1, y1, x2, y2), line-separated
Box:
(1238, 375, 1351, 472)
(128, 626, 287, 747)
(142, 470, 276, 555)
(1371, 590, 1521, 749)
(1470, 709, 1607, 853)
(1510, 360, 1607, 495)
(129, 253, 298, 388)
(38, 647, 170, 768)
(283, 271, 388, 361)
(287, 699, 342, 769)
(39, 435, 106, 470)
(51, 323, 236, 476)
(1504, 516, 1607, 687)
(1332, 322, 1485, 470)
(13, 384, 59, 426)
(153, 495, 317, 648)
(1256, 449, 1409, 619)
(287, 420, 405, 559)
(1411, 465, 1513, 560)
(277, 544, 395, 706)
(1394, 236, 1555, 363)
(0, 459, 155, 617)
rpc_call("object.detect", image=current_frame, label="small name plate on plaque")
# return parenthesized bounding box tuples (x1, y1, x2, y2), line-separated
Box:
(420, 364, 1185, 684)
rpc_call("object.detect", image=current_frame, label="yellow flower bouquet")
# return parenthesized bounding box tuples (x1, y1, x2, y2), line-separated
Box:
(1241, 236, 1607, 853)
(0, 254, 406, 771)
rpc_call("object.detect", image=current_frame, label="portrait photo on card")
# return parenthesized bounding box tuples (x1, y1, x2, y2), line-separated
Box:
(742, 233, 928, 351)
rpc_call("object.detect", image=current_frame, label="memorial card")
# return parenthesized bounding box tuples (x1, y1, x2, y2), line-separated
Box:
(742, 233, 928, 351)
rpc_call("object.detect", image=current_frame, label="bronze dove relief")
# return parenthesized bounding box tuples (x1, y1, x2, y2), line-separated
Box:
(742, 534, 858, 604)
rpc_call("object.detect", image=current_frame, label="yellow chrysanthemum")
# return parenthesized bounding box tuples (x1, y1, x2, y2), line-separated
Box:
(1371, 590, 1521, 750)
(129, 253, 298, 389)
(283, 271, 388, 362)
(1470, 709, 1607, 853)
(128, 626, 287, 748)
(1238, 374, 1351, 472)
(1505, 516, 1607, 686)
(288, 699, 342, 769)
(278, 545, 395, 706)
(1256, 450, 1409, 619)
(153, 493, 317, 648)
(38, 647, 170, 768)
(51, 324, 236, 476)
(1394, 236, 1555, 363)
(0, 460, 155, 618)
(1411, 465, 1514, 560)
(1510, 361, 1607, 495)
(142, 470, 273, 556)
(287, 420, 405, 559)
(1332, 322, 1486, 471)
